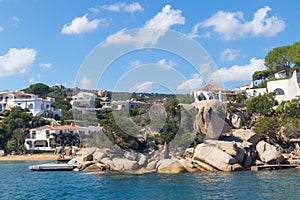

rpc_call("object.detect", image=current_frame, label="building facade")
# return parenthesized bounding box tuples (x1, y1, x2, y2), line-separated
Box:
(24, 124, 89, 151)
(0, 91, 61, 117)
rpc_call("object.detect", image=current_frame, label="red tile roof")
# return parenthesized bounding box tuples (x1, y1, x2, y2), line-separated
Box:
(197, 84, 228, 91)
(31, 124, 86, 131)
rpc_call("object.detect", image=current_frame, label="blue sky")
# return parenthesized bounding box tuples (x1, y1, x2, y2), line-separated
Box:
(0, 0, 299, 93)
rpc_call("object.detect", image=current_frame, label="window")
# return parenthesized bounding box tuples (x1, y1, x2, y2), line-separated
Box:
(46, 130, 50, 138)
(32, 131, 36, 139)
(274, 88, 285, 95)
(28, 103, 33, 109)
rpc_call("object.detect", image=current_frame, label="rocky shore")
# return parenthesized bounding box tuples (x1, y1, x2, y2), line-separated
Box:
(68, 128, 288, 174)
(68, 100, 292, 173)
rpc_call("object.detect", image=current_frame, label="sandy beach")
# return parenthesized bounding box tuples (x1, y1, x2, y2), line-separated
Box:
(0, 154, 59, 162)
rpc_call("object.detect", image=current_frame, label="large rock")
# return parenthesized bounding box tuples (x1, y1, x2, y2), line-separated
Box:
(76, 148, 96, 162)
(227, 110, 245, 129)
(192, 143, 243, 171)
(179, 159, 199, 173)
(137, 153, 148, 167)
(157, 159, 186, 174)
(206, 140, 245, 164)
(84, 163, 109, 171)
(193, 159, 218, 171)
(182, 148, 194, 159)
(110, 158, 139, 171)
(256, 141, 284, 164)
(232, 129, 260, 146)
(146, 160, 158, 171)
(0, 150, 5, 156)
(124, 151, 138, 161)
(193, 100, 231, 140)
(93, 149, 110, 162)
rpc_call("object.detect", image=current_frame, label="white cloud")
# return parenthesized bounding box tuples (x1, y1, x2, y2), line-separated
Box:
(129, 60, 143, 68)
(157, 59, 177, 70)
(220, 48, 240, 61)
(89, 7, 99, 13)
(193, 6, 285, 40)
(11, 16, 20, 22)
(0, 26, 3, 32)
(103, 5, 185, 47)
(132, 81, 156, 91)
(29, 77, 35, 83)
(0, 48, 37, 77)
(209, 57, 266, 83)
(101, 2, 143, 13)
(177, 73, 204, 92)
(39, 62, 52, 68)
(61, 14, 106, 35)
(79, 77, 92, 89)
(129, 59, 177, 70)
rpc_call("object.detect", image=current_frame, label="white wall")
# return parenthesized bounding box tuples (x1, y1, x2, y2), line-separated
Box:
(267, 71, 300, 103)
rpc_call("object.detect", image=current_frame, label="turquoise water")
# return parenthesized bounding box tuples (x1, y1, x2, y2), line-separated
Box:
(1, 161, 300, 199)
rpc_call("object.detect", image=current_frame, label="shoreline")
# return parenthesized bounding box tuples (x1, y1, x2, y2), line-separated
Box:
(0, 154, 59, 162)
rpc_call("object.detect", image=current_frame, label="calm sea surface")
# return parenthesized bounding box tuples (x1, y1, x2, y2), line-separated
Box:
(1, 161, 300, 200)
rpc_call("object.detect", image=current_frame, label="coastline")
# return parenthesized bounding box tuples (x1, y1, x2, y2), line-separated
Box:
(0, 154, 59, 162)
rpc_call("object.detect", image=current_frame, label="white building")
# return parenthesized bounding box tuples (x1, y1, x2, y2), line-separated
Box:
(275, 70, 288, 79)
(0, 91, 61, 117)
(112, 100, 146, 110)
(234, 83, 251, 92)
(193, 84, 233, 102)
(267, 70, 300, 103)
(70, 92, 96, 107)
(24, 124, 99, 151)
(245, 88, 267, 98)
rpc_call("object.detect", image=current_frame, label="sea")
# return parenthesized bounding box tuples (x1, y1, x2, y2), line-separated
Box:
(1, 161, 300, 200)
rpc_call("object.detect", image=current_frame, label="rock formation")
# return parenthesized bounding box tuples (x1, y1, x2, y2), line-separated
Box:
(193, 100, 231, 140)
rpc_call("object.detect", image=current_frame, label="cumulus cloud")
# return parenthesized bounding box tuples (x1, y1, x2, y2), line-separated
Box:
(0, 48, 37, 77)
(177, 73, 204, 92)
(157, 59, 177, 70)
(209, 57, 266, 83)
(131, 81, 156, 91)
(103, 5, 185, 47)
(101, 2, 143, 13)
(192, 6, 285, 40)
(129, 59, 177, 70)
(220, 48, 240, 61)
(79, 77, 92, 89)
(89, 7, 100, 13)
(61, 14, 107, 35)
(39, 62, 52, 68)
(129, 60, 143, 68)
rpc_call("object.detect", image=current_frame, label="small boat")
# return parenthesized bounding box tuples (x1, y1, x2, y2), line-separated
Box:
(29, 163, 75, 171)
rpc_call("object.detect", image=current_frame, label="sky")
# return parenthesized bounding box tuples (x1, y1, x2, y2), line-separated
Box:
(0, 0, 299, 93)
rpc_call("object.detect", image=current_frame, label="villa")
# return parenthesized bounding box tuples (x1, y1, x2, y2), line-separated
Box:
(112, 100, 146, 110)
(24, 124, 101, 151)
(235, 71, 300, 103)
(193, 84, 234, 102)
(70, 92, 96, 107)
(0, 91, 61, 117)
(267, 70, 300, 103)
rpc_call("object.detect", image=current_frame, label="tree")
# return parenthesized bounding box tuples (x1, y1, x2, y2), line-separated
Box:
(252, 70, 271, 82)
(253, 116, 281, 144)
(246, 93, 277, 116)
(265, 46, 291, 76)
(12, 128, 25, 150)
(24, 83, 52, 97)
(288, 41, 300, 69)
